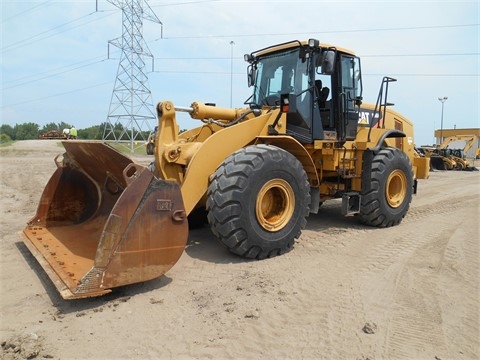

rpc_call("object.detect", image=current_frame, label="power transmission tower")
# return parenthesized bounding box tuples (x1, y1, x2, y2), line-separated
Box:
(103, 0, 162, 152)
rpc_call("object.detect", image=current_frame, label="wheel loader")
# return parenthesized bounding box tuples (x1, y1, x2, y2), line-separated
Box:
(438, 135, 478, 171)
(420, 146, 457, 171)
(22, 39, 430, 299)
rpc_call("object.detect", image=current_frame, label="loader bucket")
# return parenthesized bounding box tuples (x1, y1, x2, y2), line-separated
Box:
(22, 141, 188, 299)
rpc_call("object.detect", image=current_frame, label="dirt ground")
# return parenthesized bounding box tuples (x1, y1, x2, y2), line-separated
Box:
(0, 140, 479, 360)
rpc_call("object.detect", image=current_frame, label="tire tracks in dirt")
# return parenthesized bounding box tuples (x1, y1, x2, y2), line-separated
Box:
(352, 186, 479, 359)
(283, 179, 479, 359)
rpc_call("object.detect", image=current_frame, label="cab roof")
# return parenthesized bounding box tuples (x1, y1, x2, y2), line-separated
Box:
(251, 39, 356, 58)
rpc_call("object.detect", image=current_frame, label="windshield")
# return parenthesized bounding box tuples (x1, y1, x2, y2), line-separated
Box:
(252, 48, 308, 106)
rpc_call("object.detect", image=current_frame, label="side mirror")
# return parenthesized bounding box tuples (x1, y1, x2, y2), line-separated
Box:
(247, 65, 256, 87)
(321, 50, 336, 75)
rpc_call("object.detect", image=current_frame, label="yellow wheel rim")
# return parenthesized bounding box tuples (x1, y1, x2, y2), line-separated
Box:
(386, 169, 407, 208)
(256, 179, 295, 232)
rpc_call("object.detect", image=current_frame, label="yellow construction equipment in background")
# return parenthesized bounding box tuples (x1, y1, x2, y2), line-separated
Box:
(439, 135, 478, 170)
(421, 134, 478, 170)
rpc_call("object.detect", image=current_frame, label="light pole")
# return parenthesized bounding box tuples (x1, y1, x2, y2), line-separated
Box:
(438, 96, 448, 144)
(230, 41, 235, 107)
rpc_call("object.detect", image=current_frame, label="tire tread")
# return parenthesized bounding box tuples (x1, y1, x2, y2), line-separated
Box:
(207, 145, 310, 259)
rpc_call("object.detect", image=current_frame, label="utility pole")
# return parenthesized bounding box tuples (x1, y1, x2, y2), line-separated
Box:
(103, 0, 162, 152)
(230, 41, 234, 107)
(438, 96, 448, 145)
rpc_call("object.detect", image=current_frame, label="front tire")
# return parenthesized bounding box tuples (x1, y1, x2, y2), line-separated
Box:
(360, 147, 414, 227)
(206, 145, 310, 259)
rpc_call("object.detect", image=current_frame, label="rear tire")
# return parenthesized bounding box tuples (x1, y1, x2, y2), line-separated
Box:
(360, 147, 413, 227)
(206, 145, 310, 259)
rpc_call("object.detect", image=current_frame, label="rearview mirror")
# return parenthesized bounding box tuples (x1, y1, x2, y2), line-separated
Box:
(247, 65, 256, 87)
(321, 50, 336, 75)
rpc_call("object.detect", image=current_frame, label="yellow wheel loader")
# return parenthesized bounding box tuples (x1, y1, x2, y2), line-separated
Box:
(438, 135, 478, 171)
(419, 146, 457, 171)
(22, 39, 430, 299)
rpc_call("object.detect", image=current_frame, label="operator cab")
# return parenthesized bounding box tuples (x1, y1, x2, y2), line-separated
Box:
(245, 39, 363, 144)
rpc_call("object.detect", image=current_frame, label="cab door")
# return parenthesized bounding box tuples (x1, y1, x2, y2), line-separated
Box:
(284, 49, 332, 144)
(339, 55, 362, 141)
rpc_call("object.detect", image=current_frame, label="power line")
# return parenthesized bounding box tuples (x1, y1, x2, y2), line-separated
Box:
(0, 1, 51, 24)
(3, 55, 106, 85)
(154, 23, 479, 41)
(149, 0, 221, 7)
(2, 58, 109, 90)
(2, 50, 477, 93)
(2, 70, 478, 111)
(2, 70, 477, 110)
(3, 51, 476, 93)
(1, 80, 113, 108)
(363, 73, 480, 77)
(2, 12, 92, 52)
(2, 49, 122, 89)
(152, 53, 479, 61)
(152, 70, 243, 74)
(2, 4, 477, 107)
(361, 52, 480, 58)
(2, 11, 116, 53)
(151, 69, 479, 77)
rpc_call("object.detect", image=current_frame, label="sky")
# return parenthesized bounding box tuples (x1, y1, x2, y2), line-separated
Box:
(1, 0, 479, 146)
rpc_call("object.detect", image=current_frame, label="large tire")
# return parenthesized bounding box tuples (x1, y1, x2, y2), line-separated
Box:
(206, 144, 310, 259)
(360, 147, 414, 227)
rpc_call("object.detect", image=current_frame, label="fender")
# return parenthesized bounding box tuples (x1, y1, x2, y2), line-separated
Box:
(179, 113, 274, 215)
(255, 135, 321, 213)
(370, 129, 406, 152)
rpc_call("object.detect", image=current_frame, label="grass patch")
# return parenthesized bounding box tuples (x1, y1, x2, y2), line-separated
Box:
(0, 140, 14, 148)
(107, 141, 148, 155)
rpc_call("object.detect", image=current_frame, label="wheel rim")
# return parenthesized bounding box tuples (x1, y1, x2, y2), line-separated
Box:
(256, 179, 295, 232)
(386, 169, 407, 208)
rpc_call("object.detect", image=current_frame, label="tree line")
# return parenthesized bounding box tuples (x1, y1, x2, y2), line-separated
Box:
(0, 122, 151, 143)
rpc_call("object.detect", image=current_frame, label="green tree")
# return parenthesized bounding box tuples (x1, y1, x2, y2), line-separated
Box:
(0, 124, 15, 140)
(0, 133, 12, 144)
(14, 122, 40, 140)
(99, 122, 125, 140)
(78, 125, 103, 140)
(58, 121, 72, 132)
(114, 122, 125, 140)
(40, 122, 60, 132)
